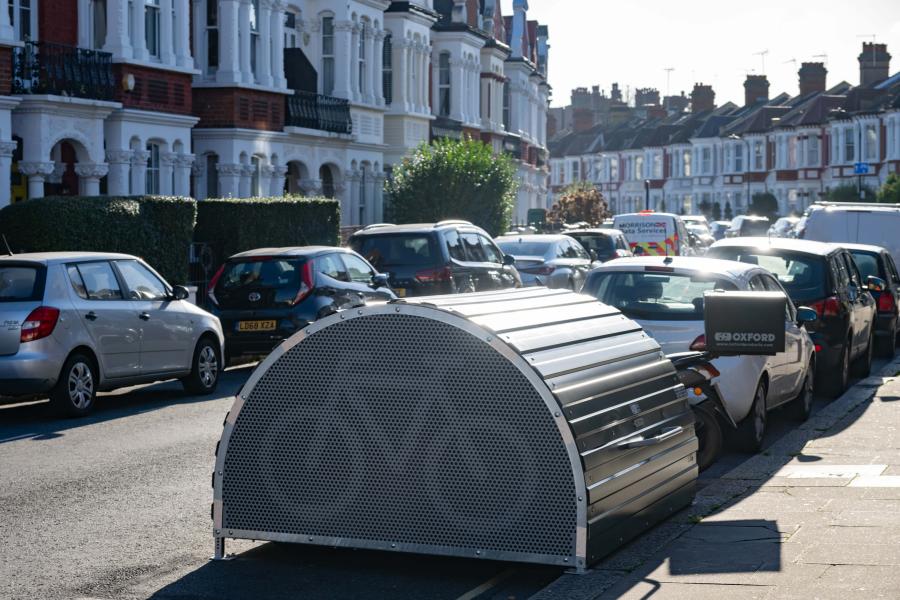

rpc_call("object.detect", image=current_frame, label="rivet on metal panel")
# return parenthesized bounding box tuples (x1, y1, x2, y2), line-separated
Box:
(391, 543, 396, 548)
(564, 557, 569, 562)
(486, 337, 493, 342)
(358, 310, 363, 315)
(217, 471, 222, 476)
(554, 411, 561, 417)
(308, 537, 313, 542)
(395, 307, 401, 312)
(340, 315, 345, 320)
(214, 529, 219, 535)
(578, 497, 583, 502)
(305, 329, 311, 334)
(475, 550, 481, 556)
(228, 530, 233, 535)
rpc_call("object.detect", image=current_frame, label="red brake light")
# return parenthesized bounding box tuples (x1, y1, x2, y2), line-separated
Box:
(207, 264, 226, 307)
(292, 261, 315, 305)
(20, 306, 60, 343)
(415, 266, 452, 283)
(878, 292, 896, 314)
(689, 334, 707, 351)
(810, 296, 840, 318)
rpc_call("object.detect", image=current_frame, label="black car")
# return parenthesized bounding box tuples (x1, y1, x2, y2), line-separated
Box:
(845, 243, 900, 358)
(563, 229, 634, 262)
(207, 247, 395, 361)
(708, 237, 879, 397)
(349, 221, 520, 297)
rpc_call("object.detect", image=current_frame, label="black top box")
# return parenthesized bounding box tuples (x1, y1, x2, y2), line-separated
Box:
(704, 290, 786, 356)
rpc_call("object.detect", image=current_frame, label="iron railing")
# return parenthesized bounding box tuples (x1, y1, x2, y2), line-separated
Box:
(285, 91, 352, 134)
(13, 41, 115, 100)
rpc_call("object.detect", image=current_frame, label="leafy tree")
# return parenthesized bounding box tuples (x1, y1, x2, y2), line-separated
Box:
(877, 173, 900, 204)
(547, 183, 611, 227)
(697, 199, 712, 218)
(724, 201, 734, 220)
(824, 184, 876, 203)
(749, 192, 779, 222)
(712, 202, 722, 221)
(386, 138, 517, 236)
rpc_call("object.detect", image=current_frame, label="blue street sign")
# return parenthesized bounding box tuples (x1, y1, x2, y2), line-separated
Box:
(854, 163, 870, 175)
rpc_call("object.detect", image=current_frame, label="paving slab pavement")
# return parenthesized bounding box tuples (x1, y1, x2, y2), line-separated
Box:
(533, 357, 900, 600)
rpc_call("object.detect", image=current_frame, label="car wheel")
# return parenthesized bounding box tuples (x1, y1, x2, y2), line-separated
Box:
(735, 379, 767, 453)
(788, 362, 815, 422)
(822, 343, 850, 398)
(693, 403, 723, 471)
(181, 337, 221, 395)
(50, 352, 98, 418)
(851, 334, 874, 378)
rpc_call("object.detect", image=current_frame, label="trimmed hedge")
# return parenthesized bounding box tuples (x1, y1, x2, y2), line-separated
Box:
(0, 196, 196, 284)
(194, 196, 340, 266)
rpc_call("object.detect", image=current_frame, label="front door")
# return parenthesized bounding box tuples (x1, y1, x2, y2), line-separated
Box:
(67, 262, 141, 380)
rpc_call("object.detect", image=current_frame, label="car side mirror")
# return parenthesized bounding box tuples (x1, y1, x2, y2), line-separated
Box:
(796, 306, 818, 325)
(172, 285, 190, 301)
(372, 273, 390, 288)
(589, 249, 599, 262)
(865, 276, 886, 293)
(502, 254, 516, 267)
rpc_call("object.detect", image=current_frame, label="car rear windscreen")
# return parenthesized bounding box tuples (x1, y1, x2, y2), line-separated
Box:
(583, 271, 736, 321)
(740, 220, 770, 236)
(218, 259, 304, 291)
(566, 235, 616, 260)
(352, 235, 436, 270)
(707, 247, 825, 300)
(496, 241, 553, 257)
(0, 266, 42, 302)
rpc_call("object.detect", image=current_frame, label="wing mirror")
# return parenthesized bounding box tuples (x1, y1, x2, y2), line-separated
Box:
(172, 285, 190, 301)
(502, 254, 516, 267)
(796, 306, 818, 325)
(865, 276, 886, 293)
(589, 249, 599, 262)
(372, 273, 391, 288)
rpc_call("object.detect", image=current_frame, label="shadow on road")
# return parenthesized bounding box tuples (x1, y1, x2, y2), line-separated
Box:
(0, 365, 255, 443)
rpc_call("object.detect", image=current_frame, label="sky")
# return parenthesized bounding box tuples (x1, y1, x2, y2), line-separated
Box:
(501, 0, 900, 108)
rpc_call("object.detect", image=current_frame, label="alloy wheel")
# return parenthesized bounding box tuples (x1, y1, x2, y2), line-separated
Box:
(67, 362, 94, 410)
(198, 346, 219, 389)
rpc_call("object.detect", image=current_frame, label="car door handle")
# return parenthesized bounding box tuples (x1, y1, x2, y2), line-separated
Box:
(139, 312, 151, 321)
(84, 311, 98, 321)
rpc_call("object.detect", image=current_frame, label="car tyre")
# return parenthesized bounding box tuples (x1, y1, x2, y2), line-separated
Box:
(50, 352, 98, 418)
(822, 343, 850, 398)
(182, 337, 221, 395)
(735, 379, 767, 453)
(693, 403, 723, 471)
(788, 362, 815, 422)
(851, 334, 874, 378)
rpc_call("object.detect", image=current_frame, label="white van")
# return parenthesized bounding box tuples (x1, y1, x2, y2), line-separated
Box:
(612, 212, 693, 257)
(803, 202, 900, 267)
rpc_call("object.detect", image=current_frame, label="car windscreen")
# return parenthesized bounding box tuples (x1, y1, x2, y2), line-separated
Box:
(0, 266, 42, 302)
(566, 234, 616, 259)
(687, 224, 711, 236)
(707, 247, 825, 300)
(740, 220, 770, 236)
(583, 271, 737, 321)
(218, 259, 304, 291)
(849, 250, 883, 281)
(352, 235, 436, 270)
(496, 240, 553, 257)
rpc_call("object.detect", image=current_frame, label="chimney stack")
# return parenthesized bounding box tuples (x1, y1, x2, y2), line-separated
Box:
(743, 75, 769, 106)
(798, 62, 827, 96)
(859, 43, 891, 86)
(635, 88, 661, 107)
(509, 0, 529, 59)
(573, 108, 593, 133)
(691, 83, 715, 113)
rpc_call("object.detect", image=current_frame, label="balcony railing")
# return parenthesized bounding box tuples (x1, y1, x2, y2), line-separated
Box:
(13, 41, 115, 101)
(285, 91, 352, 134)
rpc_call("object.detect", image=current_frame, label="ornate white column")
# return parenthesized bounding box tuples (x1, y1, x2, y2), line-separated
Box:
(216, 164, 242, 197)
(19, 162, 55, 200)
(373, 172, 386, 223)
(395, 38, 409, 112)
(414, 44, 424, 113)
(363, 25, 375, 104)
(239, 0, 253, 84)
(269, 164, 288, 196)
(159, 0, 175, 65)
(257, 0, 273, 87)
(271, 1, 287, 89)
(103, 0, 131, 57)
(349, 23, 360, 102)
(217, 0, 241, 83)
(258, 165, 275, 197)
(105, 150, 133, 196)
(131, 0, 148, 60)
(450, 57, 465, 123)
(239, 164, 254, 197)
(174, 154, 195, 196)
(373, 30, 385, 107)
(160, 152, 177, 195)
(131, 151, 150, 195)
(175, 0, 191, 67)
(363, 169, 377, 224)
(0, 141, 16, 207)
(333, 21, 354, 100)
(344, 169, 360, 226)
(75, 163, 109, 196)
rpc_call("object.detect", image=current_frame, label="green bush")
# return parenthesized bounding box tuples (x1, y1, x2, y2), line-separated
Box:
(386, 138, 518, 236)
(0, 196, 196, 284)
(194, 196, 340, 266)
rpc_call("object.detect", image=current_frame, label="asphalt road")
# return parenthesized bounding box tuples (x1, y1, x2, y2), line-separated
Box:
(0, 357, 889, 600)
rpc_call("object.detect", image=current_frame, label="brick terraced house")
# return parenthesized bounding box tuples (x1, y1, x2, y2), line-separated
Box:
(0, 0, 551, 229)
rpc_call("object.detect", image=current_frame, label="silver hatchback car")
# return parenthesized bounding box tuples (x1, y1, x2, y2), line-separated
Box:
(0, 252, 225, 416)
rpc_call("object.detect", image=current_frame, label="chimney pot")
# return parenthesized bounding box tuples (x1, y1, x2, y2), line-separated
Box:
(859, 42, 891, 86)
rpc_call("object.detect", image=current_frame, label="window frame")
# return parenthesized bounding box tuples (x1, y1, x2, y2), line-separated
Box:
(145, 142, 161, 195)
(71, 261, 126, 302)
(145, 0, 161, 59)
(321, 15, 335, 95)
(113, 259, 170, 301)
(438, 52, 451, 118)
(382, 33, 393, 105)
(340, 253, 376, 284)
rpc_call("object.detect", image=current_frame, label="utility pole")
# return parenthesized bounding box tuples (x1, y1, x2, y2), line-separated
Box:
(644, 179, 651, 211)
